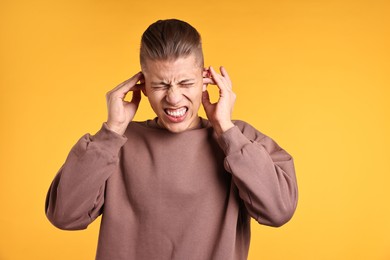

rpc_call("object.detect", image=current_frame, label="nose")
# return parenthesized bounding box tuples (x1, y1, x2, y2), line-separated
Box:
(166, 86, 182, 105)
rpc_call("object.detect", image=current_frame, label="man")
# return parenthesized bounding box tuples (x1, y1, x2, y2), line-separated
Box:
(46, 19, 298, 260)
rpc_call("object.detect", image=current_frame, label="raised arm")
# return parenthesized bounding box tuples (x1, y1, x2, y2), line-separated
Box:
(202, 67, 298, 227)
(45, 72, 143, 229)
(45, 125, 127, 230)
(219, 122, 298, 227)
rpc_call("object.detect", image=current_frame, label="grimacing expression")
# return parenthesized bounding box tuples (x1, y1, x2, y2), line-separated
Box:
(141, 54, 206, 133)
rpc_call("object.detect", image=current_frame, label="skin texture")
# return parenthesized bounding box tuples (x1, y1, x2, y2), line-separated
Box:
(202, 65, 236, 137)
(106, 54, 236, 136)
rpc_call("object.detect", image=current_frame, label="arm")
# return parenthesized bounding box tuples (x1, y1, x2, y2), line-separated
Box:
(45, 125, 127, 230)
(218, 122, 298, 227)
(202, 67, 297, 227)
(46, 72, 144, 230)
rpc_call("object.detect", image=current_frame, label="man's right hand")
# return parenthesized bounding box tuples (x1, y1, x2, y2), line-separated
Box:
(106, 72, 144, 135)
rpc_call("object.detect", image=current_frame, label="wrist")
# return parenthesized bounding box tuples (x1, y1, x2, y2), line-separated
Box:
(106, 122, 127, 135)
(213, 121, 235, 138)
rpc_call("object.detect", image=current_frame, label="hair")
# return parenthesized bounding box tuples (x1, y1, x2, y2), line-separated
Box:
(140, 19, 204, 68)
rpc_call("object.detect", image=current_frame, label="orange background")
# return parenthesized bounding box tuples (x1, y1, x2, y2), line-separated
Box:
(1, 0, 389, 259)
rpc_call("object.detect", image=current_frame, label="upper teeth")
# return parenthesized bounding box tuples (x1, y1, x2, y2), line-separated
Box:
(166, 108, 186, 117)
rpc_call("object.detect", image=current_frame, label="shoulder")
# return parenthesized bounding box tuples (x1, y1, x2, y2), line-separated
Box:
(231, 120, 288, 155)
(126, 119, 160, 130)
(123, 120, 156, 138)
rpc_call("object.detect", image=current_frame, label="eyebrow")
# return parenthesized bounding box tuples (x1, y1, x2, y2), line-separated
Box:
(178, 79, 195, 84)
(151, 79, 196, 86)
(151, 82, 169, 86)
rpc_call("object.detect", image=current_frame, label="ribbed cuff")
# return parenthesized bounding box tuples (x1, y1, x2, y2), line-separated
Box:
(91, 123, 128, 153)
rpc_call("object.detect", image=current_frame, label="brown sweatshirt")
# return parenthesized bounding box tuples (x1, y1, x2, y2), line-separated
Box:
(45, 118, 298, 260)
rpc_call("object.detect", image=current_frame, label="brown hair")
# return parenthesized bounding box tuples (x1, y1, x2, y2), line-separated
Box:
(140, 19, 204, 68)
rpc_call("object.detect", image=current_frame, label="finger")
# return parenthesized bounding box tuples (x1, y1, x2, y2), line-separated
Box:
(119, 72, 143, 91)
(132, 83, 145, 91)
(209, 66, 228, 92)
(203, 67, 214, 85)
(203, 77, 216, 85)
(202, 90, 212, 108)
(220, 66, 232, 89)
(130, 89, 142, 106)
(202, 68, 209, 78)
(110, 72, 143, 96)
(113, 72, 141, 90)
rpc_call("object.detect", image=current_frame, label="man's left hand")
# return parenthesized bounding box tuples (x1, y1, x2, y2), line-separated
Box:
(202, 66, 236, 137)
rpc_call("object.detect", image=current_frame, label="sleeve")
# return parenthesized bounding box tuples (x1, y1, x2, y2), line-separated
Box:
(218, 121, 298, 227)
(45, 123, 127, 230)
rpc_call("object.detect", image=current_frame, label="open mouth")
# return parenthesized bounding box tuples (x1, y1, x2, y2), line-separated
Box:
(164, 107, 188, 121)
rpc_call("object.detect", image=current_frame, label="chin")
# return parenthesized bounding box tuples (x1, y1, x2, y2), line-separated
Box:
(164, 123, 191, 133)
(158, 111, 199, 133)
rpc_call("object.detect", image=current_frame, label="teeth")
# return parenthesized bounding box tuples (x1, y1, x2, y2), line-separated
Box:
(166, 108, 187, 117)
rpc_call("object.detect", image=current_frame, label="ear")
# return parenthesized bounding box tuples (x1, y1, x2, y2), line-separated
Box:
(202, 67, 209, 77)
(202, 67, 208, 92)
(141, 87, 148, 97)
(140, 72, 148, 96)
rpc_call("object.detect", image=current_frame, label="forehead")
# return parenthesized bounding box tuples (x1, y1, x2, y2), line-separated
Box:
(142, 55, 201, 80)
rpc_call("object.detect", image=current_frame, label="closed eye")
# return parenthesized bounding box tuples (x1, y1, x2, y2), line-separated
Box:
(180, 83, 194, 87)
(151, 84, 170, 90)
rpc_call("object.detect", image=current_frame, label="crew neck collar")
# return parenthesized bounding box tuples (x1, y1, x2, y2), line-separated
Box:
(145, 117, 210, 131)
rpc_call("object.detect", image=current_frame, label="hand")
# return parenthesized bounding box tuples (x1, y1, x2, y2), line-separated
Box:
(202, 66, 236, 137)
(106, 72, 144, 135)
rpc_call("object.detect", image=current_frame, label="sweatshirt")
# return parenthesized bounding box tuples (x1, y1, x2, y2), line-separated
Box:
(45, 118, 298, 260)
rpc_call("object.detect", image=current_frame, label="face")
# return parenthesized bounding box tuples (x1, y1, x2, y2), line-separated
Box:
(142, 54, 206, 133)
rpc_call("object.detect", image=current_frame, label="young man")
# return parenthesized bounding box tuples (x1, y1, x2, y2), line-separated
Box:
(46, 19, 298, 260)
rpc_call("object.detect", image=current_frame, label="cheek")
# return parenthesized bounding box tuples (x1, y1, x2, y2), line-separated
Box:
(148, 94, 159, 105)
(190, 87, 204, 105)
(147, 91, 165, 108)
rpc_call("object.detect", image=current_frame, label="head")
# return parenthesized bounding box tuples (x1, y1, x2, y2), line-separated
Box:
(140, 19, 206, 133)
(140, 19, 204, 69)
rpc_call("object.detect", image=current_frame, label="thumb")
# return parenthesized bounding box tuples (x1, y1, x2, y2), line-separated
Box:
(202, 90, 212, 109)
(131, 89, 141, 106)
